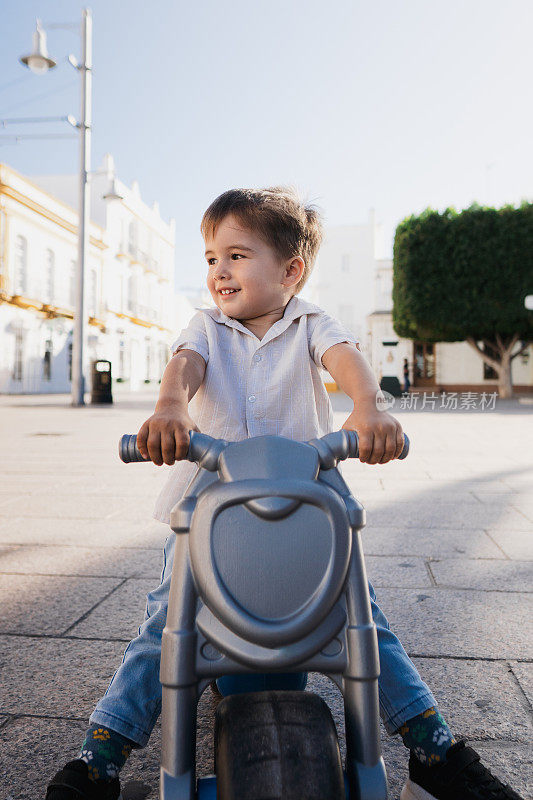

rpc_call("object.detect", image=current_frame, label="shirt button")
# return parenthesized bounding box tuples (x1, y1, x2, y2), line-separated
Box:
(253, 354, 262, 363)
(248, 395, 256, 403)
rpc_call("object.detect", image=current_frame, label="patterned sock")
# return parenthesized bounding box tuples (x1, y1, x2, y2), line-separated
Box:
(79, 725, 134, 782)
(398, 706, 456, 767)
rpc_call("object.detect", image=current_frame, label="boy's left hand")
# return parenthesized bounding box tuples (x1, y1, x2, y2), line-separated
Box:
(342, 405, 404, 464)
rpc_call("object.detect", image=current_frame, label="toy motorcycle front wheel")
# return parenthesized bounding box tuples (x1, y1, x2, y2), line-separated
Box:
(214, 690, 345, 800)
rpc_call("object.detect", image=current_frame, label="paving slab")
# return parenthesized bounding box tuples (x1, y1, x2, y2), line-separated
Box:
(375, 588, 533, 660)
(0, 636, 126, 717)
(0, 545, 163, 579)
(0, 574, 122, 636)
(411, 657, 533, 742)
(486, 529, 533, 560)
(430, 559, 533, 591)
(509, 500, 533, 522)
(365, 556, 432, 588)
(367, 500, 531, 530)
(362, 526, 504, 559)
(68, 578, 156, 640)
(0, 493, 132, 520)
(0, 516, 169, 548)
(502, 470, 533, 490)
(509, 661, 533, 709)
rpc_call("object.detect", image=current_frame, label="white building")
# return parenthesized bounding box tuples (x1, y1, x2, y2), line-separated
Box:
(306, 210, 384, 348)
(367, 260, 533, 393)
(0, 157, 183, 394)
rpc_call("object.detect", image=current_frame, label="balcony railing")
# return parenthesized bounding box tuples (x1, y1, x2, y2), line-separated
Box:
(117, 243, 166, 277)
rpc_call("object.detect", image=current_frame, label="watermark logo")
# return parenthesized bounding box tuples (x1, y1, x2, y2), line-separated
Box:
(376, 390, 396, 411)
(375, 390, 498, 411)
(398, 391, 498, 411)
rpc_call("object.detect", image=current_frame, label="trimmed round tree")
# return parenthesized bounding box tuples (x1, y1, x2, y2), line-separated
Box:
(393, 203, 533, 398)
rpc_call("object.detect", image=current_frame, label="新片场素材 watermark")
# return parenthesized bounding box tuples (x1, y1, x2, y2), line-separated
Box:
(375, 390, 498, 411)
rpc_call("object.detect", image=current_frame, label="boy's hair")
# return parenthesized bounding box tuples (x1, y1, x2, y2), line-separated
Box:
(201, 186, 323, 293)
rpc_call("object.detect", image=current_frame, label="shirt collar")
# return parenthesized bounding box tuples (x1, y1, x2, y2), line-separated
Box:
(195, 296, 322, 336)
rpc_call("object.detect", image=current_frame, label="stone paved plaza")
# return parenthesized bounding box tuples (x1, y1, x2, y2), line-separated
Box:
(0, 390, 531, 799)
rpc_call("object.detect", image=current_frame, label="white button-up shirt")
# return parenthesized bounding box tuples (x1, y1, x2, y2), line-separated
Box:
(153, 296, 358, 523)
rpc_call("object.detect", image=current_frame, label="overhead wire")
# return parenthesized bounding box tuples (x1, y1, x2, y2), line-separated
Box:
(0, 79, 78, 116)
(0, 74, 34, 94)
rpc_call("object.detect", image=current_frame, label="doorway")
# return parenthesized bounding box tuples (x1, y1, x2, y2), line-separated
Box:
(413, 342, 436, 385)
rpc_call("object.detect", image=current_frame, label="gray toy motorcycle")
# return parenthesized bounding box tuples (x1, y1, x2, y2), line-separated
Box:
(120, 429, 408, 800)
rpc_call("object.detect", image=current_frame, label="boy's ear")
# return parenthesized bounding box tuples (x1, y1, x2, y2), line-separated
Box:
(283, 256, 305, 287)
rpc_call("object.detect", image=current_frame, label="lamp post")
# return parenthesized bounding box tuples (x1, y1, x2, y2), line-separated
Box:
(20, 10, 92, 406)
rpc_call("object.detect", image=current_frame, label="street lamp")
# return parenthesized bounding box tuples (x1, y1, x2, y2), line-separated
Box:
(20, 20, 57, 74)
(20, 10, 92, 407)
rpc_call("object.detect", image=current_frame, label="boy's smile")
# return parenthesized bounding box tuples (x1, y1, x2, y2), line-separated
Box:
(205, 214, 304, 339)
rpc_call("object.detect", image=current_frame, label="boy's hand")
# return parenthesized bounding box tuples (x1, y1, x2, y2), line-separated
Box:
(342, 404, 404, 464)
(136, 405, 199, 466)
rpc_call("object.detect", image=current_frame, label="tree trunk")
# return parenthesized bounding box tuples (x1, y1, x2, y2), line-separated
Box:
(497, 349, 513, 398)
(466, 335, 520, 399)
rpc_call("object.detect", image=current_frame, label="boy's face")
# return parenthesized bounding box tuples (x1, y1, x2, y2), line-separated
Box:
(205, 214, 302, 326)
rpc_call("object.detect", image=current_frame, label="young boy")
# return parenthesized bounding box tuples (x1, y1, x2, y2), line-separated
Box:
(46, 188, 522, 800)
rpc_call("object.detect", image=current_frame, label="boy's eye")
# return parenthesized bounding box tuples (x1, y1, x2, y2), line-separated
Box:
(207, 254, 244, 266)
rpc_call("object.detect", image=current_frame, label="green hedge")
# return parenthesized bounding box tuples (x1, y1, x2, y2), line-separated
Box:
(392, 203, 533, 343)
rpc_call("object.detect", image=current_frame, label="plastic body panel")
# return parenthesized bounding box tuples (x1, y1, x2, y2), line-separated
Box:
(155, 433, 386, 799)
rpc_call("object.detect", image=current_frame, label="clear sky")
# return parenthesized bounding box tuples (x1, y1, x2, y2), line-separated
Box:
(1, 0, 532, 293)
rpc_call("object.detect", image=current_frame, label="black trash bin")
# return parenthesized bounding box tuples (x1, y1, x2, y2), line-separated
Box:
(91, 359, 113, 404)
(379, 376, 402, 397)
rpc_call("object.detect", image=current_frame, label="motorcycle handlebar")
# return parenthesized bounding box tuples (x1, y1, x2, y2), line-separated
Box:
(119, 430, 409, 469)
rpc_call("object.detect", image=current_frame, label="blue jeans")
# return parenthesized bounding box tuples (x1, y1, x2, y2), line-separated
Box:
(91, 535, 436, 747)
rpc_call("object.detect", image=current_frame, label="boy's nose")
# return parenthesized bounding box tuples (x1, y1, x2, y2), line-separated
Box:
(213, 260, 230, 279)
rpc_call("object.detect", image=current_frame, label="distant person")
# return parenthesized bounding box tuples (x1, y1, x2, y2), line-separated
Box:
(46, 188, 523, 800)
(403, 357, 411, 393)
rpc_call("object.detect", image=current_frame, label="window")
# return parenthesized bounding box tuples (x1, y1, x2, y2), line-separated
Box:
(145, 337, 151, 381)
(13, 328, 24, 381)
(14, 235, 28, 295)
(413, 342, 435, 383)
(43, 338, 52, 381)
(338, 304, 355, 331)
(127, 273, 137, 314)
(128, 220, 138, 257)
(378, 273, 393, 299)
(118, 339, 126, 379)
(69, 260, 77, 307)
(341, 254, 350, 273)
(44, 249, 55, 304)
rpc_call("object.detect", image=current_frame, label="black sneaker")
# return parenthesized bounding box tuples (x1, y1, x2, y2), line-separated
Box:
(400, 740, 524, 800)
(45, 759, 121, 799)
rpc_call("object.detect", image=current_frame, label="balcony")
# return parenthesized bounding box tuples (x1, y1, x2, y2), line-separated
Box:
(116, 243, 164, 277)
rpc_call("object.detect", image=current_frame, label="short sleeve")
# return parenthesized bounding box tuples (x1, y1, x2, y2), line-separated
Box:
(171, 311, 209, 364)
(308, 311, 359, 368)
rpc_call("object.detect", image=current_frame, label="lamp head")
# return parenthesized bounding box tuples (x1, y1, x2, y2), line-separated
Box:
(20, 20, 57, 75)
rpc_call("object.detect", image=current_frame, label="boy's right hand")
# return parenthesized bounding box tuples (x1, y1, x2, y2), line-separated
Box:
(136, 406, 199, 466)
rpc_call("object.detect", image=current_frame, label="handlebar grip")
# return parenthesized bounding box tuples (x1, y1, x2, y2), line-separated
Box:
(398, 434, 410, 460)
(118, 431, 222, 468)
(119, 434, 149, 463)
(118, 430, 410, 465)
